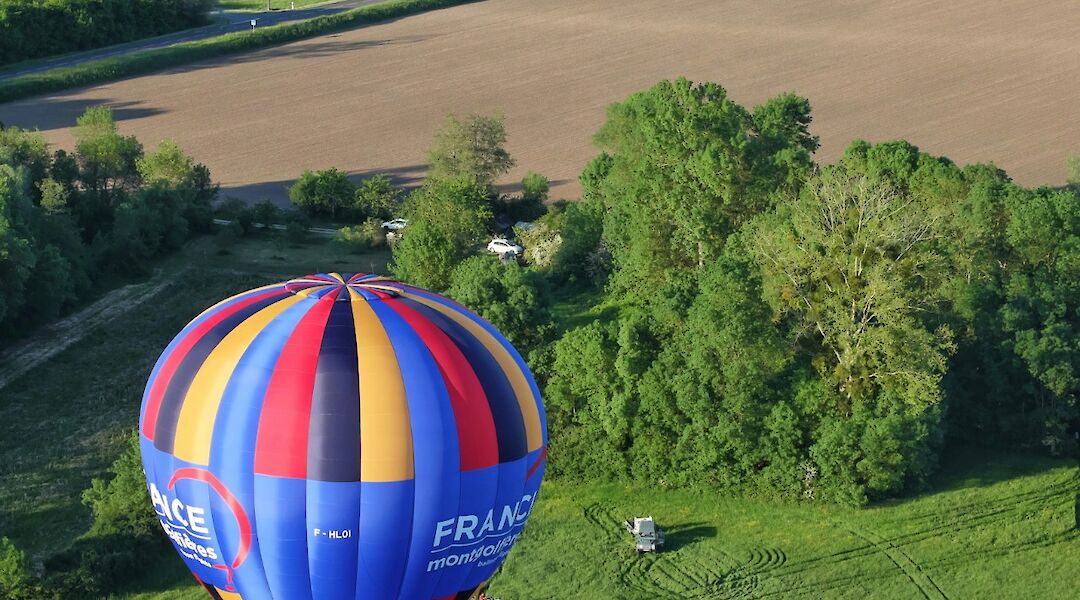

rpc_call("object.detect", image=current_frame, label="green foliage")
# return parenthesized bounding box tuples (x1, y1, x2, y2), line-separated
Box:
(137, 139, 195, 187)
(391, 176, 492, 290)
(0, 536, 30, 597)
(335, 218, 387, 253)
(0, 0, 212, 66)
(0, 0, 481, 105)
(521, 171, 550, 205)
(219, 197, 256, 235)
(215, 220, 243, 253)
(590, 78, 817, 301)
(17, 432, 166, 598)
(446, 256, 552, 352)
(1066, 153, 1080, 186)
(74, 106, 144, 194)
(352, 174, 400, 221)
(428, 113, 515, 186)
(252, 199, 281, 229)
(1002, 186, 1080, 454)
(285, 210, 310, 244)
(0, 107, 215, 337)
(289, 167, 356, 219)
(81, 432, 156, 538)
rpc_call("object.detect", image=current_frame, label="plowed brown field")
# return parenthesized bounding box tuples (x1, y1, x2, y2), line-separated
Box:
(2, 0, 1077, 203)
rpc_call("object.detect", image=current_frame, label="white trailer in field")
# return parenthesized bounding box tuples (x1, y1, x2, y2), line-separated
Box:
(624, 516, 665, 553)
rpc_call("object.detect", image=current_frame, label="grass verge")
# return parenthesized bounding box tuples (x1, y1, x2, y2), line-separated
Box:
(0, 0, 477, 104)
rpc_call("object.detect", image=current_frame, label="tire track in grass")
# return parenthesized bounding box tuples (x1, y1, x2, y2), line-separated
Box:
(0, 270, 182, 392)
(843, 525, 949, 600)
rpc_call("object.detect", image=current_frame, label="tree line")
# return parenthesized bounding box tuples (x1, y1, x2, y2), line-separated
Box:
(368, 79, 1079, 506)
(0, 106, 217, 340)
(0, 0, 212, 66)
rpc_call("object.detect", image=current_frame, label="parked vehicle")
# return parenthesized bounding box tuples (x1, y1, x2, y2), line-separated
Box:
(487, 237, 523, 256)
(382, 218, 408, 231)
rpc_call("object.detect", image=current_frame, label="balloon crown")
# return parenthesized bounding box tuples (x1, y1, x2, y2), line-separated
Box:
(284, 273, 402, 300)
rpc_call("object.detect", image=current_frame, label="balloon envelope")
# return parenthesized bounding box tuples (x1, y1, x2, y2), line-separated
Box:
(139, 273, 547, 600)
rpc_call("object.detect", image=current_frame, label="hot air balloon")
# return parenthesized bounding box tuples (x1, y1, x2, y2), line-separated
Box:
(138, 273, 547, 600)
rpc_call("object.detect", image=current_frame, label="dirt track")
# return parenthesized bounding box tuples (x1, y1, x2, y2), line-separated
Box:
(1, 0, 1077, 203)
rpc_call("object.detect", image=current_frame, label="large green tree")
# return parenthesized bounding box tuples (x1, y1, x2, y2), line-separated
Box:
(590, 78, 818, 300)
(428, 113, 515, 187)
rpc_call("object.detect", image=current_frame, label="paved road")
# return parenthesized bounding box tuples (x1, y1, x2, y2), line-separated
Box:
(0, 0, 387, 81)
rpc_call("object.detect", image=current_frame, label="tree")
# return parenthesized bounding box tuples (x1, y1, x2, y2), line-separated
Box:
(389, 221, 459, 290)
(751, 166, 953, 497)
(391, 176, 492, 290)
(447, 256, 552, 351)
(252, 199, 280, 229)
(590, 78, 817, 300)
(289, 168, 356, 219)
(0, 169, 36, 327)
(353, 174, 400, 220)
(81, 432, 157, 537)
(38, 178, 69, 215)
(137, 139, 195, 186)
(428, 113, 515, 186)
(74, 106, 143, 195)
(1002, 186, 1080, 454)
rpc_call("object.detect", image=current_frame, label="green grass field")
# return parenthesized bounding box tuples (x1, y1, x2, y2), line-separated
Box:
(2, 232, 1077, 599)
(107, 451, 1079, 599)
(217, 0, 328, 11)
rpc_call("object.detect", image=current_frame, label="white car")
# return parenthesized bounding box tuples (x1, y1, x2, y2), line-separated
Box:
(381, 218, 408, 231)
(487, 238, 523, 256)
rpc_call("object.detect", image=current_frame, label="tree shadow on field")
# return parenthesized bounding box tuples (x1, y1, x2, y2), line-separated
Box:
(0, 97, 166, 133)
(219, 163, 430, 207)
(663, 522, 717, 552)
(166, 33, 433, 75)
(870, 446, 1078, 510)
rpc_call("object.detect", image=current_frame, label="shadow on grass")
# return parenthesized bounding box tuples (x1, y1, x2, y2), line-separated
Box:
(663, 523, 718, 552)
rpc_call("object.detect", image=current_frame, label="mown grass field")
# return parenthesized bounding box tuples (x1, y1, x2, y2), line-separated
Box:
(2, 232, 1077, 599)
(109, 451, 1079, 599)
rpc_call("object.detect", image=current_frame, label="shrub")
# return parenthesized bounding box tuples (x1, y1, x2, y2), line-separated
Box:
(0, 537, 30, 597)
(252, 199, 281, 230)
(335, 218, 386, 253)
(1067, 153, 1080, 186)
(285, 210, 310, 244)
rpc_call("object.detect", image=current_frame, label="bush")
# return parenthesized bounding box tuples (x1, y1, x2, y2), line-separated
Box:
(335, 218, 387, 253)
(0, 537, 30, 597)
(1068, 153, 1080, 186)
(81, 432, 157, 538)
(252, 199, 281, 229)
(218, 196, 256, 234)
(446, 255, 553, 352)
(289, 167, 356, 219)
(285, 210, 310, 244)
(214, 220, 243, 253)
